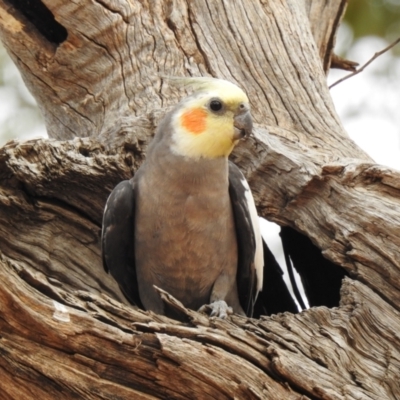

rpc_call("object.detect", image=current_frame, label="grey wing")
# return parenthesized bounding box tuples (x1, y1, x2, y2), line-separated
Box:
(228, 161, 263, 317)
(102, 179, 143, 308)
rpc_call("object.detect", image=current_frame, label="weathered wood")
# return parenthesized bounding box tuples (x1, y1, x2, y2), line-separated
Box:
(0, 138, 130, 302)
(0, 0, 399, 398)
(1, 132, 400, 315)
(0, 133, 400, 398)
(0, 0, 350, 142)
(237, 127, 400, 311)
(304, 0, 348, 72)
(0, 254, 399, 399)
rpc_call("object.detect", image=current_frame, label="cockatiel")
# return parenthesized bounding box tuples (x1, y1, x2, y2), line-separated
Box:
(102, 77, 264, 319)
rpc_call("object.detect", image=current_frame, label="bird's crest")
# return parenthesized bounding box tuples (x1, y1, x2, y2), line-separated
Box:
(163, 76, 247, 100)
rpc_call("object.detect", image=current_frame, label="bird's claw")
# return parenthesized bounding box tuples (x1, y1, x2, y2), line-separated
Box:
(198, 300, 233, 319)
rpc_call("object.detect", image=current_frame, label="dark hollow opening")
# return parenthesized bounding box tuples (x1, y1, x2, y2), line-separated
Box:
(253, 226, 348, 318)
(6, 0, 67, 45)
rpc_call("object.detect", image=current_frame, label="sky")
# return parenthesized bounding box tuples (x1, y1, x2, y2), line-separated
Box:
(328, 27, 400, 171)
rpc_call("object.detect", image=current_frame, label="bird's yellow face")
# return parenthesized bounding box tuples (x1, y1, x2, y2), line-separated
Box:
(170, 79, 252, 159)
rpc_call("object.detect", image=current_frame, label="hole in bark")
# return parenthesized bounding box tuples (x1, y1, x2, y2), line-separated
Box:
(79, 147, 90, 157)
(5, 0, 67, 45)
(280, 226, 349, 309)
(254, 224, 348, 318)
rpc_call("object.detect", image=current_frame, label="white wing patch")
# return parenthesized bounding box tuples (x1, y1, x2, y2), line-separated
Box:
(241, 178, 264, 291)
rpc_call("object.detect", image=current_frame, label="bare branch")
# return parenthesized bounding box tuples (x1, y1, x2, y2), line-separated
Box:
(330, 53, 359, 71)
(329, 37, 400, 89)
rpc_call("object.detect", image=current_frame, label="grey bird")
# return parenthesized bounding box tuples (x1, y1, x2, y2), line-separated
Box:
(102, 77, 263, 319)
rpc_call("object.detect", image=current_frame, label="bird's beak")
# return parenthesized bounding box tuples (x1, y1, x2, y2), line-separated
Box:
(233, 111, 253, 140)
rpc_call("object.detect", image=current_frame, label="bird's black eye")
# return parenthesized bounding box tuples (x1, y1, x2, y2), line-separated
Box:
(209, 99, 223, 112)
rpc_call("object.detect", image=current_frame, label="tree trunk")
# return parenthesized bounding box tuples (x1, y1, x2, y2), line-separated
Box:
(0, 0, 399, 399)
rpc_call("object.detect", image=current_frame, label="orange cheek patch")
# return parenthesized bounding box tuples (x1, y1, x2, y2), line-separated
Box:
(180, 108, 207, 135)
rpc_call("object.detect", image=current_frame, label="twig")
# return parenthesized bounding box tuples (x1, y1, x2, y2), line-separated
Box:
(329, 37, 400, 89)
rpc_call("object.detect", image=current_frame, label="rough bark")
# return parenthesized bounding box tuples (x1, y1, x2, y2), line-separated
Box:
(1, 252, 400, 399)
(0, 0, 399, 399)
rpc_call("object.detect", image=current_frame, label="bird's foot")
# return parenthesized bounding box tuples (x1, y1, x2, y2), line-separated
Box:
(198, 300, 233, 319)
